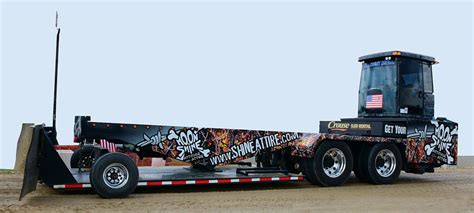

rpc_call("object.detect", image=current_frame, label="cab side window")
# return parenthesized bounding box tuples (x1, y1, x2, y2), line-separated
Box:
(399, 58, 423, 115)
(399, 60, 422, 91)
(422, 63, 433, 93)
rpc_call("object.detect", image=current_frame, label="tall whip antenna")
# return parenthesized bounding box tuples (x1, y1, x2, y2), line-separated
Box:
(52, 11, 60, 132)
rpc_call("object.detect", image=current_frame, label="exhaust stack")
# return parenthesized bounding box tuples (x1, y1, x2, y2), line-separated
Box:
(52, 12, 60, 133)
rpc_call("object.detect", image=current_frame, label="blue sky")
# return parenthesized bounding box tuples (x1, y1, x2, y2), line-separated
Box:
(1, 1, 472, 168)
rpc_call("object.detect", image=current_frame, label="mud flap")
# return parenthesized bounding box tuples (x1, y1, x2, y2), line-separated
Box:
(19, 125, 77, 201)
(19, 125, 42, 201)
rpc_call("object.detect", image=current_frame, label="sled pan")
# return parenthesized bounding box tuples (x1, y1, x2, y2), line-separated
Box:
(19, 125, 41, 200)
(19, 125, 76, 200)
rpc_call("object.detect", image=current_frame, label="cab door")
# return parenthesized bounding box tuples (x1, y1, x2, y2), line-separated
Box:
(398, 58, 424, 116)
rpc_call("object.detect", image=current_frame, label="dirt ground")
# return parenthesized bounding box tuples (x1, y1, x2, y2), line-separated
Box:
(1, 167, 473, 212)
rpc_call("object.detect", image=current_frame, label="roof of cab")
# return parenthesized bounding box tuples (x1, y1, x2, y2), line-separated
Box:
(358, 51, 436, 64)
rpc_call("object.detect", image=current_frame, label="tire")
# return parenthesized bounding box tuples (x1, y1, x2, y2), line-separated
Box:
(90, 153, 139, 198)
(300, 158, 316, 183)
(70, 146, 96, 169)
(304, 140, 353, 186)
(366, 143, 402, 184)
(353, 144, 370, 182)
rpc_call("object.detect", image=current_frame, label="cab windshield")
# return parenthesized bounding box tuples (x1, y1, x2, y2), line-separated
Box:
(358, 60, 397, 116)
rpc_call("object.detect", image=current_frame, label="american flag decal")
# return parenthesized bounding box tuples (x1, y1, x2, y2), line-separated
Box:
(100, 139, 117, 152)
(366, 94, 383, 109)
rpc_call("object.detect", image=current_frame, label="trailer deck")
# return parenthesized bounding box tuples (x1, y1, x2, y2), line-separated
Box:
(53, 166, 304, 189)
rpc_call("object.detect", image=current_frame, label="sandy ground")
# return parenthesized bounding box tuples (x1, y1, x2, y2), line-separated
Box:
(1, 167, 473, 212)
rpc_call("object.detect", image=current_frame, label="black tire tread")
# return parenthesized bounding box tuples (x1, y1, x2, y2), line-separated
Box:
(303, 140, 353, 186)
(354, 144, 370, 182)
(90, 152, 139, 198)
(366, 143, 402, 185)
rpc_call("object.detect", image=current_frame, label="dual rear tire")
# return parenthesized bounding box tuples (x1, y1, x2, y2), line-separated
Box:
(356, 143, 402, 184)
(303, 141, 402, 186)
(303, 141, 353, 186)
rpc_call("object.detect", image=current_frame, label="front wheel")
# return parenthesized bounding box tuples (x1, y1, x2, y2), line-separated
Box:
(366, 143, 402, 184)
(90, 153, 139, 198)
(303, 140, 353, 186)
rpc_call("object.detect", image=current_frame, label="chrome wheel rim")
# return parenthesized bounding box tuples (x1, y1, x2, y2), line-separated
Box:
(322, 148, 346, 178)
(375, 149, 396, 178)
(103, 163, 129, 188)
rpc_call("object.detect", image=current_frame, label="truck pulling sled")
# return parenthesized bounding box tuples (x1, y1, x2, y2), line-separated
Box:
(19, 23, 458, 200)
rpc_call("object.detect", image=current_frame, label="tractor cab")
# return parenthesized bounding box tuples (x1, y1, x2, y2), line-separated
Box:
(357, 51, 436, 119)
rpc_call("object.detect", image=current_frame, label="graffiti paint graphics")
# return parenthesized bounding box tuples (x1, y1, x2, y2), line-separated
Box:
(407, 121, 458, 164)
(134, 127, 301, 165)
(209, 132, 300, 165)
(135, 128, 211, 161)
(167, 129, 211, 161)
(137, 130, 164, 149)
(425, 121, 458, 164)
